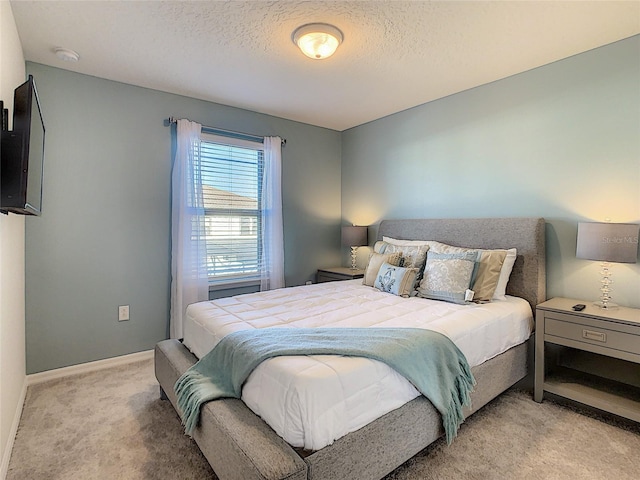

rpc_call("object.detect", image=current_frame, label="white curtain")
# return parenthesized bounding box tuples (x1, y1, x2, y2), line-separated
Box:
(261, 136, 285, 290)
(170, 119, 209, 339)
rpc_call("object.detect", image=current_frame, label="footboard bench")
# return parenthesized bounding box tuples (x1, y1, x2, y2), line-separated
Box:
(155, 337, 528, 480)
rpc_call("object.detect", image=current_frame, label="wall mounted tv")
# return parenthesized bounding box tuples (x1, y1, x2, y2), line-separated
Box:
(1, 75, 45, 216)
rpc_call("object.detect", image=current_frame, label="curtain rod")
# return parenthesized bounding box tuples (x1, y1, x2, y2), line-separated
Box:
(165, 117, 286, 146)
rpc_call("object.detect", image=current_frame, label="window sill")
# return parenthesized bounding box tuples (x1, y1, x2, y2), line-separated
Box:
(209, 278, 261, 292)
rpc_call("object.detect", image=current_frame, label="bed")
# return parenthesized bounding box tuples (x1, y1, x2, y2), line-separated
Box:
(155, 217, 546, 480)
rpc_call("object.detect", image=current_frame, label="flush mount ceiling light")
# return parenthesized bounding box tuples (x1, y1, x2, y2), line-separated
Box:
(54, 47, 80, 62)
(292, 23, 343, 60)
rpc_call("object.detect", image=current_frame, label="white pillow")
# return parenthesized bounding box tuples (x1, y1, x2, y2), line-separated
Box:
(382, 236, 431, 247)
(492, 248, 517, 300)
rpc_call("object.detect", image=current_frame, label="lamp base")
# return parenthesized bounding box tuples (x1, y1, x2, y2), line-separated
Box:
(350, 246, 359, 270)
(593, 300, 619, 310)
(595, 261, 619, 310)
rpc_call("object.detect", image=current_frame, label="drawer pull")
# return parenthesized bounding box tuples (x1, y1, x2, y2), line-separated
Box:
(582, 329, 607, 343)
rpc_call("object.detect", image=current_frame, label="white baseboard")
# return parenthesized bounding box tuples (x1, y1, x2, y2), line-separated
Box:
(0, 377, 27, 480)
(26, 349, 154, 386)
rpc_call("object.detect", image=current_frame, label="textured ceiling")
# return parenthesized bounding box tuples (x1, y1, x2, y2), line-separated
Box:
(10, 1, 640, 131)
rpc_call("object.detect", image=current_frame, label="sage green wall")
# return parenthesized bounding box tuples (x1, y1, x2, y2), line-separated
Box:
(342, 37, 640, 308)
(24, 36, 640, 373)
(25, 63, 341, 373)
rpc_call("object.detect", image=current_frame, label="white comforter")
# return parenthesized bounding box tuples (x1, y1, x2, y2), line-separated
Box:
(183, 280, 533, 450)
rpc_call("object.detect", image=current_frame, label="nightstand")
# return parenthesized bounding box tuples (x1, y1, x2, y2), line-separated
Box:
(317, 267, 365, 283)
(534, 297, 640, 422)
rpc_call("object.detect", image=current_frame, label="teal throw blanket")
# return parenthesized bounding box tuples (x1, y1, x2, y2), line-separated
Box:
(175, 327, 475, 445)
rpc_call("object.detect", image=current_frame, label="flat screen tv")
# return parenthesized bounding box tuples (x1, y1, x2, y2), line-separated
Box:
(1, 75, 45, 216)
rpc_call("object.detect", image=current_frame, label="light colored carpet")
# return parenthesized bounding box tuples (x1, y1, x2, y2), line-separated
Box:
(7, 358, 639, 479)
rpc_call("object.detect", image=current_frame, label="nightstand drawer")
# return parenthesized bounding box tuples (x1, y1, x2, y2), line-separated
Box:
(545, 316, 640, 356)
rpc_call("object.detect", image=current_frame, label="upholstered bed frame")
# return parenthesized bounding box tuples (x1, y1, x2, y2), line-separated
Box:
(155, 217, 546, 480)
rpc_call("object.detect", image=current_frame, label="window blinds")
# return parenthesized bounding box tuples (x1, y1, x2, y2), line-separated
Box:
(199, 133, 264, 283)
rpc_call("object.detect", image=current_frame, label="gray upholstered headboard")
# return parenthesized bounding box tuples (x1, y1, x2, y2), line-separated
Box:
(377, 218, 546, 310)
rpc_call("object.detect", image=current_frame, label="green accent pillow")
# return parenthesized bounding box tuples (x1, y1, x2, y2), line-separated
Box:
(374, 263, 419, 298)
(416, 251, 480, 304)
(426, 242, 510, 302)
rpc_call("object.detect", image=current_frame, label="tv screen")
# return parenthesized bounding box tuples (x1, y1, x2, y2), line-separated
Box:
(1, 75, 45, 216)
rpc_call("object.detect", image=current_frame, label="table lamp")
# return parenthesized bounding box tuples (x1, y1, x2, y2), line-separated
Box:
(342, 225, 368, 270)
(576, 222, 639, 309)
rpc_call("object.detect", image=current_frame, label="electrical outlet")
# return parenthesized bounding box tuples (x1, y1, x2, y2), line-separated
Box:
(118, 305, 130, 322)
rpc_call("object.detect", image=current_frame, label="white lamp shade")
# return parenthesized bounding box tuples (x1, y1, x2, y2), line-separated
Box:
(576, 222, 639, 264)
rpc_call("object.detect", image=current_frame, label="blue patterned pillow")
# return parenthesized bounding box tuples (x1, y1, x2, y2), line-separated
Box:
(416, 251, 480, 304)
(374, 263, 419, 298)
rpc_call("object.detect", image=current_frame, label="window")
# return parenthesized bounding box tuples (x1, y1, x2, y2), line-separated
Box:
(197, 133, 264, 287)
(171, 119, 282, 338)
